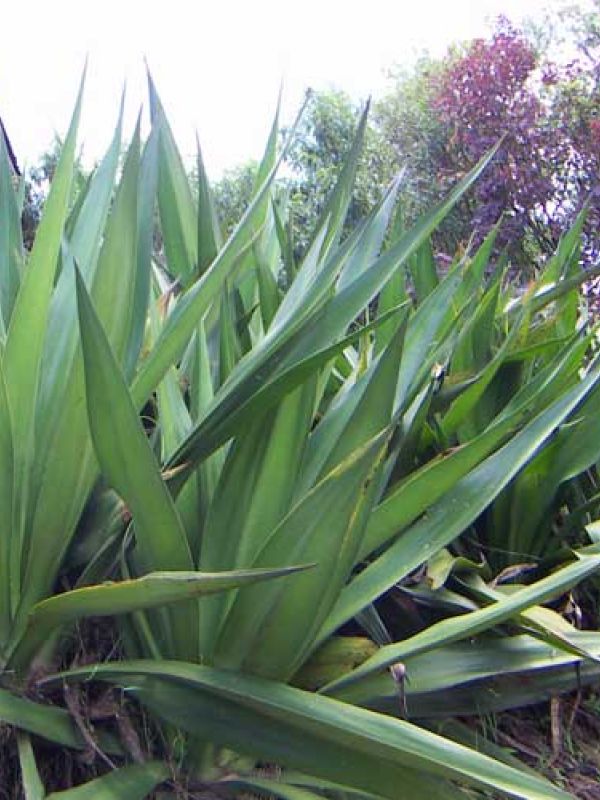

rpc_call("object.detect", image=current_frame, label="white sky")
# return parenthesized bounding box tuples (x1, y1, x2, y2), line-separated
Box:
(0, 0, 567, 179)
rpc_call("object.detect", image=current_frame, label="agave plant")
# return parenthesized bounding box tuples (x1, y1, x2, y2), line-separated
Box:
(59, 85, 600, 798)
(320, 210, 600, 724)
(0, 77, 312, 797)
(3, 73, 600, 800)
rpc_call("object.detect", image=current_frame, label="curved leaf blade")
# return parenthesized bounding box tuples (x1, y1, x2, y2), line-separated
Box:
(45, 661, 570, 800)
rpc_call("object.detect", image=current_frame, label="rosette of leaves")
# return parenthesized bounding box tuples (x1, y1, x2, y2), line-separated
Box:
(40, 79, 600, 800)
(2, 73, 600, 799)
(0, 76, 314, 798)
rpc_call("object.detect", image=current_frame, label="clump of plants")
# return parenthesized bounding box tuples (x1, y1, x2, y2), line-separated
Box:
(2, 72, 600, 799)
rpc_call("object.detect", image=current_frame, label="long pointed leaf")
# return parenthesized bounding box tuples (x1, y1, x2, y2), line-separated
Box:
(46, 661, 571, 799)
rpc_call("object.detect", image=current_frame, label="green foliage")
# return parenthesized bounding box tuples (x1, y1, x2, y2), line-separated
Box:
(209, 90, 397, 261)
(2, 73, 600, 800)
(284, 90, 396, 257)
(373, 57, 448, 234)
(209, 14, 600, 278)
(212, 160, 259, 238)
(21, 135, 89, 251)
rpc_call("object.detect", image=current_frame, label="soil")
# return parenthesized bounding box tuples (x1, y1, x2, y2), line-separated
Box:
(480, 691, 600, 799)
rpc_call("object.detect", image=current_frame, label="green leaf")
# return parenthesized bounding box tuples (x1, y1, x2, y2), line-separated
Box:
(505, 260, 600, 320)
(255, 241, 281, 330)
(321, 365, 600, 641)
(199, 380, 316, 658)
(14, 111, 124, 627)
(217, 284, 242, 386)
(0, 131, 23, 335)
(393, 264, 464, 413)
(11, 118, 140, 643)
(308, 100, 370, 261)
(442, 294, 521, 440)
(75, 268, 196, 659)
(164, 150, 496, 484)
(215, 431, 389, 680)
(0, 687, 122, 753)
(465, 577, 600, 663)
(9, 567, 310, 672)
(124, 121, 159, 377)
(131, 93, 308, 409)
(407, 237, 437, 302)
(17, 733, 45, 800)
(3, 73, 83, 452)
(4, 74, 84, 612)
(0, 356, 14, 641)
(46, 762, 169, 800)
(148, 73, 197, 283)
(220, 776, 332, 800)
(196, 137, 222, 273)
(324, 551, 600, 693)
(77, 268, 192, 572)
(297, 318, 406, 495)
(46, 661, 571, 799)
(360, 410, 523, 561)
(336, 632, 600, 718)
(188, 321, 225, 544)
(164, 304, 405, 493)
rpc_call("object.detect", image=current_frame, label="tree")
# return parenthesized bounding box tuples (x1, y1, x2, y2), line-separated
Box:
(374, 12, 600, 273)
(19, 136, 89, 250)
(212, 160, 259, 238)
(283, 89, 396, 256)
(209, 27, 598, 275)
(430, 18, 566, 263)
(210, 91, 396, 259)
(540, 1, 600, 263)
(374, 57, 462, 255)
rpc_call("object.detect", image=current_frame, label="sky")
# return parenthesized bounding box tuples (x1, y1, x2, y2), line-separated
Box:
(0, 0, 564, 179)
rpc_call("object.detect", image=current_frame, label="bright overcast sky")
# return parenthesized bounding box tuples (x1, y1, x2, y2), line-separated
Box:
(1, 0, 565, 178)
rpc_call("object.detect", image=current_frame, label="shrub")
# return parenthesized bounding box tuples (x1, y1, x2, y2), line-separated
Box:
(1, 74, 599, 799)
